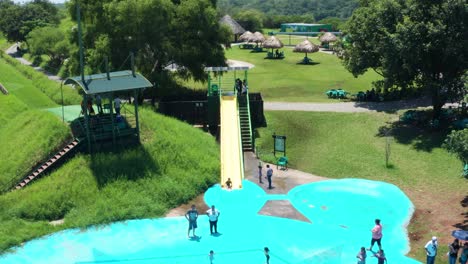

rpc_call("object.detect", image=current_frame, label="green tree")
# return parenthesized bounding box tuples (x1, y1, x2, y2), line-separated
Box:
(343, 0, 467, 118)
(67, 0, 228, 89)
(0, 0, 60, 43)
(27, 26, 70, 67)
(234, 9, 265, 32)
(318, 17, 345, 31)
(444, 129, 468, 164)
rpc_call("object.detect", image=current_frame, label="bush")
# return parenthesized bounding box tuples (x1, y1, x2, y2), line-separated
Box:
(444, 128, 468, 163)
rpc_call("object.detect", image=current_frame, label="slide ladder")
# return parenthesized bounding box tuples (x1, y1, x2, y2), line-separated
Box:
(14, 139, 81, 190)
(220, 95, 245, 189)
(238, 95, 253, 151)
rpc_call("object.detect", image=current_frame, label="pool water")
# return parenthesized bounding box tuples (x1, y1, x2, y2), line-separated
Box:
(0, 179, 421, 264)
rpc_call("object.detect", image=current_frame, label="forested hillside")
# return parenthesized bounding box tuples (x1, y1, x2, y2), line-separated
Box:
(217, 0, 358, 21)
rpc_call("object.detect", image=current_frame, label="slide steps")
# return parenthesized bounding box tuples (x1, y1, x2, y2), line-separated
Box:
(238, 105, 253, 151)
(15, 139, 81, 190)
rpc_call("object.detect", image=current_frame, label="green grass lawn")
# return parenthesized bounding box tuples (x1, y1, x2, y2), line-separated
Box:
(255, 111, 465, 262)
(0, 108, 220, 253)
(0, 58, 57, 108)
(185, 46, 380, 102)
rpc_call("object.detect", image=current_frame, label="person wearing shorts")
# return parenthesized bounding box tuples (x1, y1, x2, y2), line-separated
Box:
(369, 219, 383, 251)
(185, 204, 198, 238)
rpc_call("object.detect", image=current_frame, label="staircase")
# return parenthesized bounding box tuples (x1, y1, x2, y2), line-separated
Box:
(14, 139, 81, 190)
(238, 96, 253, 152)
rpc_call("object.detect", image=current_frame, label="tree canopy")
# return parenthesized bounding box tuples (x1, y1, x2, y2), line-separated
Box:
(0, 0, 60, 43)
(218, 0, 358, 21)
(27, 26, 69, 67)
(67, 0, 228, 89)
(342, 0, 468, 117)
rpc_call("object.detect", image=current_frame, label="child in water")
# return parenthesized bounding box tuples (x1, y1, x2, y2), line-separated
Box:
(264, 247, 270, 264)
(208, 250, 214, 264)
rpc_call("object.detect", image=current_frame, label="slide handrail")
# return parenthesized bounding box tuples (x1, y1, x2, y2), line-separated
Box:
(236, 96, 245, 182)
(244, 88, 254, 150)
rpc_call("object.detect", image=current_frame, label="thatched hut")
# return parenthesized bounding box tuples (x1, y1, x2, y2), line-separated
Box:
(219, 15, 246, 42)
(293, 40, 319, 64)
(319, 32, 338, 43)
(293, 40, 319, 58)
(263, 36, 284, 51)
(239, 31, 253, 42)
(319, 32, 337, 49)
(250, 31, 266, 43)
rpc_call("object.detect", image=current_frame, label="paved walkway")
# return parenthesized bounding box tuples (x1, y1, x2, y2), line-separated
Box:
(265, 98, 459, 113)
(5, 43, 62, 82)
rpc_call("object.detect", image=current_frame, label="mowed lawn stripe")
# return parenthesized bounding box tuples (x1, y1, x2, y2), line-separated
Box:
(0, 58, 56, 109)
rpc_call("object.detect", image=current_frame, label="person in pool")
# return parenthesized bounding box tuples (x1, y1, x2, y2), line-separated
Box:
(356, 247, 367, 264)
(264, 247, 270, 264)
(369, 249, 387, 264)
(185, 204, 198, 238)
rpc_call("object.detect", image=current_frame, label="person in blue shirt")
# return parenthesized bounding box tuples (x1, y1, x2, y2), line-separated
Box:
(185, 204, 198, 238)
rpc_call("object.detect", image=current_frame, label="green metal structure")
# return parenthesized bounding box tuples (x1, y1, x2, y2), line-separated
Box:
(280, 23, 332, 33)
(64, 70, 152, 153)
(206, 66, 254, 152)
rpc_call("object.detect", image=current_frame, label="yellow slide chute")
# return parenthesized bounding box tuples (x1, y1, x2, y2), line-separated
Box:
(220, 95, 244, 189)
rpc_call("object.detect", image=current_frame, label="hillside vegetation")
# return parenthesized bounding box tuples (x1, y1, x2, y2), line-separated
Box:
(0, 108, 220, 253)
(218, 0, 358, 20)
(0, 95, 70, 192)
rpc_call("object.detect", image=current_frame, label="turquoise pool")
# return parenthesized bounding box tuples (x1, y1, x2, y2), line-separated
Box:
(0, 179, 421, 263)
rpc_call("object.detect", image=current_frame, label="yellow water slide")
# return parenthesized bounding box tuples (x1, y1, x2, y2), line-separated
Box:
(220, 95, 244, 189)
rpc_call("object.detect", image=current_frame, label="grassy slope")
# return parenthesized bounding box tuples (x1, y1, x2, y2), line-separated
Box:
(0, 58, 57, 108)
(0, 108, 220, 253)
(255, 111, 465, 262)
(0, 110, 71, 189)
(0, 95, 28, 127)
(185, 46, 380, 102)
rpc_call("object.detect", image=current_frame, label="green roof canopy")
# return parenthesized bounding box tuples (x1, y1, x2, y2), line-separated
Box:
(64, 70, 152, 95)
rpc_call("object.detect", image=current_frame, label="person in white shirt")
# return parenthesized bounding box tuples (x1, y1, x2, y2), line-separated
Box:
(425, 236, 438, 264)
(114, 96, 121, 115)
(206, 205, 220, 234)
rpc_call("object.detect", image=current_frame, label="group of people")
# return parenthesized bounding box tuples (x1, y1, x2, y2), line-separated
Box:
(80, 95, 122, 116)
(425, 236, 468, 264)
(234, 78, 248, 95)
(185, 204, 220, 238)
(185, 204, 271, 264)
(356, 219, 387, 264)
(257, 162, 274, 189)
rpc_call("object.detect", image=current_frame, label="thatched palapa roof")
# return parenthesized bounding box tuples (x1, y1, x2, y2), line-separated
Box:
(219, 15, 246, 35)
(262, 36, 283, 49)
(250, 31, 265, 43)
(319, 32, 338, 43)
(293, 40, 319, 54)
(239, 31, 253, 41)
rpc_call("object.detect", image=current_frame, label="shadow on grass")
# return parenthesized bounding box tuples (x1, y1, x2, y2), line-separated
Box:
(354, 97, 432, 114)
(89, 143, 160, 188)
(296, 61, 320, 66)
(453, 195, 468, 230)
(376, 111, 452, 152)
